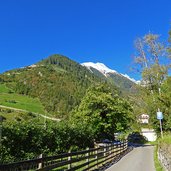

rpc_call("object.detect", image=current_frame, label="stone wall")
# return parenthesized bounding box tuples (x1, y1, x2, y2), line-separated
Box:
(158, 144, 171, 171)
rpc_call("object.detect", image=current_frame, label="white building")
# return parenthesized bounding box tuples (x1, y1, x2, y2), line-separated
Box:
(138, 114, 149, 124)
(141, 128, 157, 141)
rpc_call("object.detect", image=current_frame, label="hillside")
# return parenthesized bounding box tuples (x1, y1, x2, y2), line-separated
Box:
(82, 62, 137, 93)
(0, 55, 109, 118)
(0, 54, 139, 119)
(0, 84, 45, 114)
(0, 83, 47, 122)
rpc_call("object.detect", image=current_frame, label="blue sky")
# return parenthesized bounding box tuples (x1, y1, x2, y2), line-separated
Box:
(0, 0, 171, 80)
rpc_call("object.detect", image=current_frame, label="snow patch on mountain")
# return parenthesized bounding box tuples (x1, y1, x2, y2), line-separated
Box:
(82, 62, 117, 76)
(121, 74, 137, 83)
(82, 62, 139, 84)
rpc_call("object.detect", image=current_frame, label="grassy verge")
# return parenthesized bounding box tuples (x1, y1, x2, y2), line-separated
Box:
(147, 140, 163, 171)
(151, 134, 171, 171)
(158, 134, 171, 144)
(154, 144, 164, 171)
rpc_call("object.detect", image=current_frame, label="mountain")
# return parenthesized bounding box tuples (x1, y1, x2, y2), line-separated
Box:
(0, 54, 138, 118)
(82, 62, 138, 92)
(0, 55, 111, 118)
(82, 62, 117, 76)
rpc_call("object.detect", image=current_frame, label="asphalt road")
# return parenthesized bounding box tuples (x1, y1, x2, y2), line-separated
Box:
(106, 145, 156, 171)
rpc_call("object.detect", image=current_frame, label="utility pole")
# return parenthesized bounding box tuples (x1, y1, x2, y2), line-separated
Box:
(159, 119, 163, 138)
(157, 82, 163, 138)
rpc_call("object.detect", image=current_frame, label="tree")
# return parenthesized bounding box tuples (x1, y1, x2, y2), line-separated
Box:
(0, 119, 95, 163)
(72, 84, 133, 141)
(132, 33, 171, 133)
(133, 33, 169, 93)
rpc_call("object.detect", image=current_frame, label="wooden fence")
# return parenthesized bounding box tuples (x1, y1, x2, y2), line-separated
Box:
(0, 140, 129, 171)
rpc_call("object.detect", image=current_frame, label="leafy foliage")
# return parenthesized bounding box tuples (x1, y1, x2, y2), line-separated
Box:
(133, 33, 169, 93)
(148, 77, 171, 132)
(0, 54, 138, 163)
(132, 33, 171, 133)
(72, 84, 134, 141)
(0, 55, 105, 117)
(0, 120, 94, 164)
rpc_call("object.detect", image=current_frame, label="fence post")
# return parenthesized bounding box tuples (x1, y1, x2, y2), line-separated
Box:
(112, 144, 115, 157)
(122, 141, 124, 152)
(123, 140, 125, 152)
(104, 145, 107, 157)
(95, 148, 98, 159)
(38, 154, 43, 169)
(68, 150, 72, 169)
(125, 140, 128, 151)
(86, 147, 90, 169)
(119, 142, 122, 155)
(109, 145, 111, 155)
(95, 147, 98, 168)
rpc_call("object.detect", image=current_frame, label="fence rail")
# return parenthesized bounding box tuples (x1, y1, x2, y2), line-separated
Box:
(0, 140, 129, 171)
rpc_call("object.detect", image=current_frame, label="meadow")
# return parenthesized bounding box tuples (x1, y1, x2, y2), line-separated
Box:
(0, 83, 46, 119)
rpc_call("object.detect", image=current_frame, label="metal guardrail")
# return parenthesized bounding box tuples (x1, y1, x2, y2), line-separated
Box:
(0, 140, 129, 171)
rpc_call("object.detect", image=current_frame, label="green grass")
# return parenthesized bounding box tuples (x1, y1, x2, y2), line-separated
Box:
(0, 83, 45, 114)
(147, 141, 163, 171)
(154, 145, 164, 171)
(158, 134, 171, 144)
(0, 110, 19, 121)
(0, 84, 12, 93)
(52, 65, 66, 73)
(149, 135, 171, 171)
(154, 134, 171, 171)
(0, 109, 45, 123)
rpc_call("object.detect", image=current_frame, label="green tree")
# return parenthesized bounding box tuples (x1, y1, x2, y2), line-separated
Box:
(0, 119, 95, 164)
(72, 84, 133, 141)
(156, 77, 171, 131)
(132, 33, 171, 133)
(133, 33, 169, 93)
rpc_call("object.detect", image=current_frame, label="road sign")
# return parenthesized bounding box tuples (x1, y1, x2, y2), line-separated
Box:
(157, 112, 163, 120)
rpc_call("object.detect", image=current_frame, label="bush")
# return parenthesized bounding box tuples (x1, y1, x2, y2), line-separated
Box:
(0, 120, 95, 163)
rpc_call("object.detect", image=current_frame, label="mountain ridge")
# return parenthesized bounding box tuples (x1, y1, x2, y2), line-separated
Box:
(82, 62, 138, 84)
(0, 54, 139, 118)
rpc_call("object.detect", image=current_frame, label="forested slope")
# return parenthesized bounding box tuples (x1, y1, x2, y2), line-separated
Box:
(0, 55, 108, 117)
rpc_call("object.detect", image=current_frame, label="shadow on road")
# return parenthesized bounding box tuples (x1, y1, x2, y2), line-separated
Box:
(93, 143, 155, 171)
